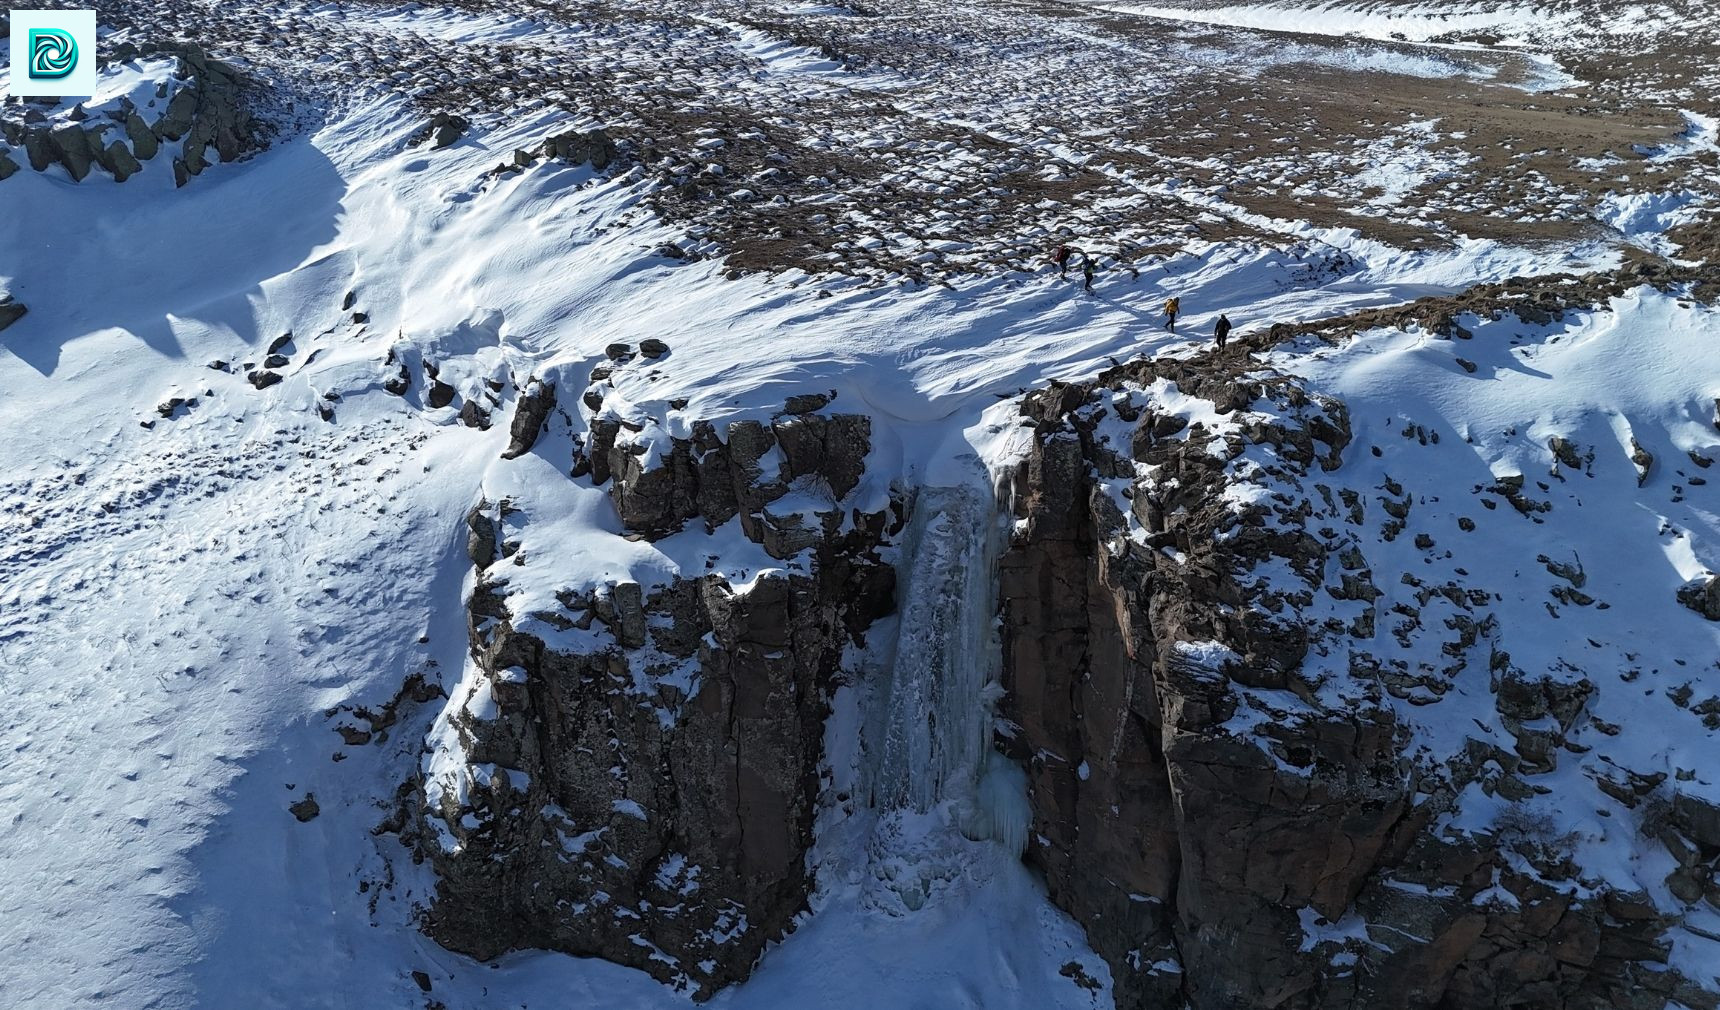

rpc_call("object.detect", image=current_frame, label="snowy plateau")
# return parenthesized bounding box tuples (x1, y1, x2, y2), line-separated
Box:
(2, 0, 1720, 1008)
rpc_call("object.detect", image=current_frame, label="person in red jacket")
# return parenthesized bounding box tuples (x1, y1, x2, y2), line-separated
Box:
(1052, 244, 1075, 278)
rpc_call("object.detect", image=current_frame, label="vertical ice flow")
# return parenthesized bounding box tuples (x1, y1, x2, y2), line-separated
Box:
(864, 478, 1028, 852)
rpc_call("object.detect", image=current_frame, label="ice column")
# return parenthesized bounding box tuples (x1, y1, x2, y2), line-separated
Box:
(864, 481, 1027, 850)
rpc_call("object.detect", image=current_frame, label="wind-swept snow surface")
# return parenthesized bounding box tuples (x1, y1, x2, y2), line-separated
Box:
(1, 0, 1718, 1007)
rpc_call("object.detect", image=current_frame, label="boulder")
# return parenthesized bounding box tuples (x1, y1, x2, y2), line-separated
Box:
(1629, 438, 1654, 486)
(784, 391, 834, 415)
(426, 112, 469, 150)
(501, 379, 555, 459)
(458, 400, 491, 430)
(639, 338, 669, 359)
(154, 89, 198, 141)
(23, 129, 53, 172)
(46, 125, 94, 181)
(0, 295, 27, 332)
(124, 111, 159, 160)
(106, 141, 142, 182)
(1677, 574, 1720, 621)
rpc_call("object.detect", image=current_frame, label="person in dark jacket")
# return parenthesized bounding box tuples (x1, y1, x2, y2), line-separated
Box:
(1082, 256, 1097, 292)
(1052, 244, 1074, 277)
(1214, 313, 1232, 349)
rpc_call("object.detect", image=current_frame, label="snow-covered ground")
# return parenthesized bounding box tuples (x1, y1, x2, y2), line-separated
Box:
(2, 2, 1718, 1007)
(1264, 289, 1720, 981)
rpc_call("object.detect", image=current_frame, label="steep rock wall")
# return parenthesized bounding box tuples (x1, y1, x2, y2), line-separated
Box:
(1000, 345, 1720, 1010)
(415, 377, 896, 996)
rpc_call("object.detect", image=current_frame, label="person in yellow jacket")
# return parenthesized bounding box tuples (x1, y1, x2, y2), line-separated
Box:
(1163, 296, 1181, 332)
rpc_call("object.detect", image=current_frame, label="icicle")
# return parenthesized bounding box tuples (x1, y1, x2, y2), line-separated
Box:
(961, 751, 1032, 855)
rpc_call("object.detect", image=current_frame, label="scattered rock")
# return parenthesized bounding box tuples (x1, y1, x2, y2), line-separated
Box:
(427, 379, 457, 409)
(639, 338, 669, 359)
(289, 795, 320, 822)
(247, 370, 282, 389)
(604, 342, 632, 361)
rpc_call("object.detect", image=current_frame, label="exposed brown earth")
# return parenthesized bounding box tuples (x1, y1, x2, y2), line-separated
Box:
(6, 0, 1715, 281)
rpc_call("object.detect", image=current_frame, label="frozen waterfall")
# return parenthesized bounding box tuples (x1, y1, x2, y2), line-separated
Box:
(862, 480, 1029, 855)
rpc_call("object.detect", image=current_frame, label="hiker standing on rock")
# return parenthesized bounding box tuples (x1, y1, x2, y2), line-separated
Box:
(1214, 313, 1232, 350)
(1163, 296, 1181, 332)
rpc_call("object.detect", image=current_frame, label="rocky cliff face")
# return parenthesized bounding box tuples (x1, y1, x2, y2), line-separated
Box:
(0, 43, 267, 187)
(999, 328, 1720, 1009)
(412, 275, 1720, 1007)
(414, 373, 896, 996)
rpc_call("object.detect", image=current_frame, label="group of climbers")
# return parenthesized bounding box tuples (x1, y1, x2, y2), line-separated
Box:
(1050, 244, 1099, 292)
(1052, 243, 1233, 350)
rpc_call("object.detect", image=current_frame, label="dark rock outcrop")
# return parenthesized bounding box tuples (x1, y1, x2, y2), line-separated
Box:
(1, 43, 266, 187)
(501, 378, 556, 459)
(0, 294, 25, 332)
(417, 405, 896, 996)
(1677, 574, 1720, 621)
(544, 126, 618, 170)
(998, 348, 1717, 1010)
(418, 111, 469, 150)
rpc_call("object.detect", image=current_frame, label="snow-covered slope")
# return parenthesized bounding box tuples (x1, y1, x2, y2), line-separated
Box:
(1, 1, 1717, 1008)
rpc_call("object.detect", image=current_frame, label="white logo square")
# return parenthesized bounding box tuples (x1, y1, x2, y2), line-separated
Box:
(7, 10, 98, 99)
